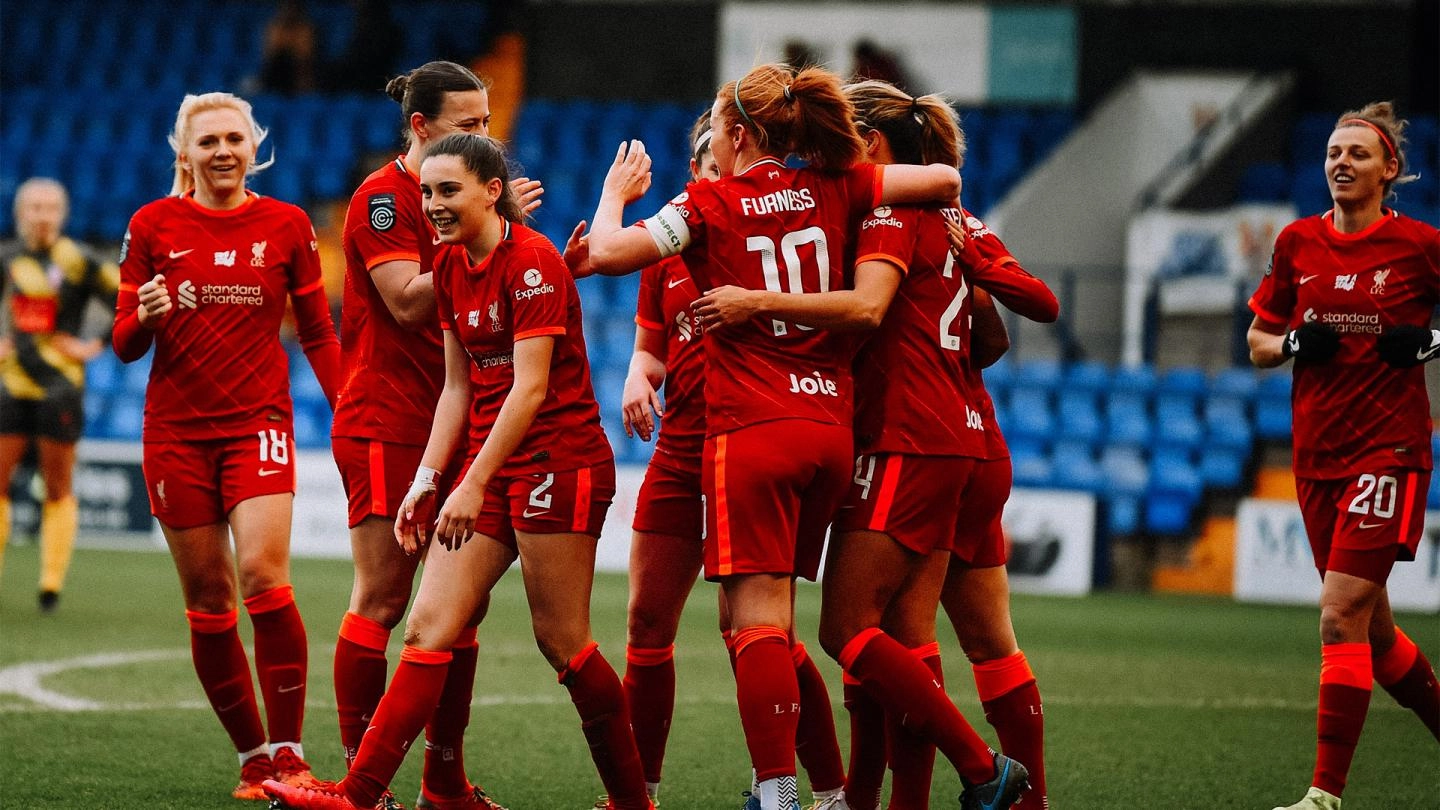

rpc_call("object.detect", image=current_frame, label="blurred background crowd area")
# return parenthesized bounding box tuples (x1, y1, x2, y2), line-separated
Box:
(3, 0, 1439, 587)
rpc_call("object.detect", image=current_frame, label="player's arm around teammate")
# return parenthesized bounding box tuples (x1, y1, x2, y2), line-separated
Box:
(329, 63, 526, 808)
(267, 134, 653, 810)
(112, 91, 337, 799)
(1247, 103, 1440, 810)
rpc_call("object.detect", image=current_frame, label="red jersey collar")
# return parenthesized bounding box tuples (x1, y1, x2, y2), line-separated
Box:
(394, 156, 418, 182)
(1320, 207, 1396, 241)
(465, 219, 513, 274)
(181, 189, 259, 216)
(738, 157, 788, 177)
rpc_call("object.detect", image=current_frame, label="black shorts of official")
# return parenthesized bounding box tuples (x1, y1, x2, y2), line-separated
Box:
(0, 388, 84, 444)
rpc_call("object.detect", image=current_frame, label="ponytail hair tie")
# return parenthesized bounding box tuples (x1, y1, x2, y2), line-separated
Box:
(782, 84, 794, 102)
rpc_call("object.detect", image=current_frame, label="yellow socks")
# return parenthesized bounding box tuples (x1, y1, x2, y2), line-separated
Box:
(38, 495, 78, 595)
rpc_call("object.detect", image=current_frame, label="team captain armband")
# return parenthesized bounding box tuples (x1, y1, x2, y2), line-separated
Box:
(643, 205, 692, 259)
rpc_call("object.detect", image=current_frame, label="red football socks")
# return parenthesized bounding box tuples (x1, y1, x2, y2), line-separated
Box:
(792, 642, 846, 793)
(245, 586, 309, 747)
(734, 627, 801, 783)
(973, 650, 1046, 805)
(424, 629, 479, 798)
(843, 673, 886, 810)
(1374, 627, 1440, 741)
(888, 643, 944, 809)
(561, 642, 650, 810)
(839, 628, 994, 785)
(624, 644, 677, 784)
(186, 609, 266, 755)
(334, 612, 391, 767)
(342, 646, 453, 808)
(1312, 642, 1372, 797)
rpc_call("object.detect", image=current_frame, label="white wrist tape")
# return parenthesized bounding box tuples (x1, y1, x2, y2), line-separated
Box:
(405, 466, 440, 503)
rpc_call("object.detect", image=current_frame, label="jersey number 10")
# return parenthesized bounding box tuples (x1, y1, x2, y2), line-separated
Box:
(748, 227, 830, 337)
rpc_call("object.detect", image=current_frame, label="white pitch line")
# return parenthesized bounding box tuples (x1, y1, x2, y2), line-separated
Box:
(0, 649, 1411, 716)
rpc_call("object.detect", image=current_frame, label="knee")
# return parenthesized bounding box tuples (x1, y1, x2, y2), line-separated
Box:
(402, 612, 451, 651)
(1319, 603, 1367, 645)
(817, 620, 852, 663)
(628, 603, 677, 649)
(352, 585, 411, 630)
(183, 579, 238, 614)
(532, 623, 588, 672)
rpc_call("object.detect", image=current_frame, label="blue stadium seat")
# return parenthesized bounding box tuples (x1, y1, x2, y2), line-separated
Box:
(1209, 366, 1258, 401)
(1011, 444, 1054, 488)
(1006, 388, 1055, 444)
(1061, 360, 1110, 394)
(1012, 357, 1063, 392)
(121, 352, 152, 394)
(106, 393, 145, 439)
(1254, 372, 1294, 439)
(1105, 391, 1152, 447)
(83, 392, 109, 438)
(1055, 390, 1103, 445)
(1098, 446, 1148, 536)
(1154, 394, 1204, 451)
(86, 351, 121, 395)
(978, 358, 1013, 397)
(1146, 447, 1204, 535)
(1051, 441, 1102, 492)
(1199, 445, 1248, 490)
(1110, 363, 1157, 395)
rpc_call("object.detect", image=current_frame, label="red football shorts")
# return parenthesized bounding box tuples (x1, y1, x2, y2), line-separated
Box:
(143, 430, 296, 529)
(1296, 468, 1429, 584)
(633, 456, 703, 541)
(463, 462, 617, 547)
(836, 453, 979, 556)
(952, 456, 1013, 567)
(703, 419, 853, 582)
(332, 437, 427, 528)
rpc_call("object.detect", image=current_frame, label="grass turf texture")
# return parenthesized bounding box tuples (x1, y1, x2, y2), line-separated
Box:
(1, 545, 1436, 809)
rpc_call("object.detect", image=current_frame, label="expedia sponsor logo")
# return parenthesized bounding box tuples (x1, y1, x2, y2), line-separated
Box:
(200, 283, 264, 306)
(1317, 310, 1382, 334)
(862, 213, 904, 231)
(514, 283, 555, 302)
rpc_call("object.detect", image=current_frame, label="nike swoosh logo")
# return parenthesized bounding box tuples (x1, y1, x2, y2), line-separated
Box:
(258, 469, 283, 477)
(1286, 333, 1300, 355)
(1358, 520, 1386, 529)
(432, 237, 443, 245)
(1299, 274, 1317, 284)
(277, 684, 304, 693)
(1417, 343, 1440, 362)
(521, 508, 549, 518)
(169, 249, 194, 259)
(667, 278, 688, 289)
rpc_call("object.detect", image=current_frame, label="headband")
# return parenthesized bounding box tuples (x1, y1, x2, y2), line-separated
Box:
(733, 77, 757, 128)
(692, 127, 714, 157)
(1339, 118, 1396, 158)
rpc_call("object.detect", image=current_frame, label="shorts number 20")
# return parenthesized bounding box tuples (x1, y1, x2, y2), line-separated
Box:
(1347, 473, 1398, 518)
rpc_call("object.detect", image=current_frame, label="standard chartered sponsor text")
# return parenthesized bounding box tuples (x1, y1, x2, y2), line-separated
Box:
(1320, 311, 1382, 334)
(202, 284, 264, 306)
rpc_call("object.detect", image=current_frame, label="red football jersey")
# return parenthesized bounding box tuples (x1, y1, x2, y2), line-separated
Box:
(332, 157, 444, 446)
(642, 159, 883, 434)
(851, 204, 985, 457)
(968, 365, 1009, 460)
(116, 193, 329, 442)
(434, 221, 611, 476)
(1249, 210, 1440, 478)
(958, 209, 1059, 323)
(634, 253, 706, 471)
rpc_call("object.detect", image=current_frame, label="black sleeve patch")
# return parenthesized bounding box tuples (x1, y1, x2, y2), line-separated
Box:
(368, 194, 397, 232)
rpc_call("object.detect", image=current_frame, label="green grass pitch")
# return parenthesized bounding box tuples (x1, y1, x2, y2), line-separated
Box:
(1, 545, 1436, 808)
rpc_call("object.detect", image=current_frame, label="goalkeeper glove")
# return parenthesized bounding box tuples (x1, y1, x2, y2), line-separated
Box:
(1376, 325, 1440, 368)
(1281, 322, 1341, 363)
